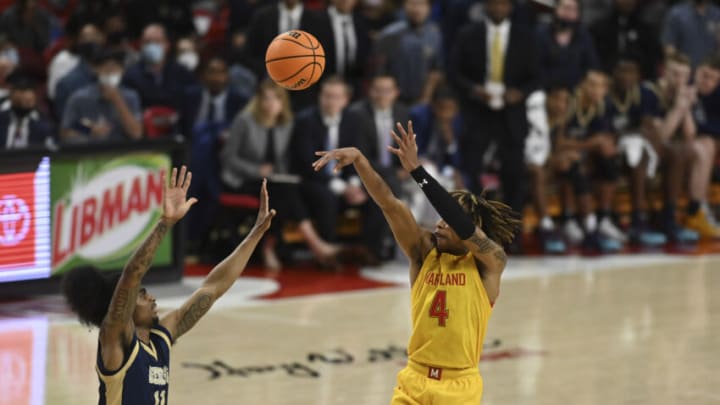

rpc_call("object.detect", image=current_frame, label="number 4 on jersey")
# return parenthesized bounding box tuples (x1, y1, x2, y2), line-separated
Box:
(429, 290, 449, 326)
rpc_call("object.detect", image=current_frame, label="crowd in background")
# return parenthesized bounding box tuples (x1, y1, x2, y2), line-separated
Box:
(1, 0, 720, 268)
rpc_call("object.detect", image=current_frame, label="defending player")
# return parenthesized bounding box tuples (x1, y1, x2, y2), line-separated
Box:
(61, 166, 275, 404)
(313, 122, 521, 404)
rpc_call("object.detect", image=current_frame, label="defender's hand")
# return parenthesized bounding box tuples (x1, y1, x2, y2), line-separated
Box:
(313, 147, 362, 174)
(388, 121, 420, 173)
(162, 166, 198, 224)
(252, 179, 276, 234)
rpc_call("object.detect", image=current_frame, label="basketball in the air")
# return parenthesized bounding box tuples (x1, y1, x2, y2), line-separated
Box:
(265, 30, 325, 91)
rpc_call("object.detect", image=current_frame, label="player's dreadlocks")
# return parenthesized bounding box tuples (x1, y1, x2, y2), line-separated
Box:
(450, 190, 522, 247)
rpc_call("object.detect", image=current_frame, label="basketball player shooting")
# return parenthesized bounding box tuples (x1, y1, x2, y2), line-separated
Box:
(313, 122, 521, 404)
(62, 167, 275, 404)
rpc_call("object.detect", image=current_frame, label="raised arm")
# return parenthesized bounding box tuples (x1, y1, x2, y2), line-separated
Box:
(100, 166, 197, 371)
(161, 179, 275, 339)
(312, 147, 433, 284)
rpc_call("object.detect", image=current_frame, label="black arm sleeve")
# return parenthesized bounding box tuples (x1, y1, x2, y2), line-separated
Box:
(410, 166, 476, 240)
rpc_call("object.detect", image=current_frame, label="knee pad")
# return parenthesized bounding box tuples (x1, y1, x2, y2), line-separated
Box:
(561, 162, 590, 195)
(595, 156, 620, 182)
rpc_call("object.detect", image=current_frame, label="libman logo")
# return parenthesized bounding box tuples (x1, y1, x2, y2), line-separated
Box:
(52, 154, 170, 272)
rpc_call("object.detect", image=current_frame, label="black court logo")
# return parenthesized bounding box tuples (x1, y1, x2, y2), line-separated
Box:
(287, 31, 302, 39)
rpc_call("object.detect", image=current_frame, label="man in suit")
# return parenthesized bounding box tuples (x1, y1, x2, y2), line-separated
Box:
(0, 73, 53, 149)
(317, 0, 371, 97)
(243, 0, 324, 111)
(450, 0, 539, 235)
(181, 57, 248, 138)
(291, 76, 385, 263)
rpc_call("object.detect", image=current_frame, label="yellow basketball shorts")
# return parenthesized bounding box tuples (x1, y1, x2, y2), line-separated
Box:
(390, 360, 483, 405)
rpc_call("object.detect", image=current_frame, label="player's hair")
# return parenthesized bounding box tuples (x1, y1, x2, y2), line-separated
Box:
(450, 190, 522, 246)
(665, 52, 691, 67)
(62, 266, 120, 328)
(247, 79, 293, 126)
(320, 75, 353, 98)
(431, 84, 457, 104)
(702, 53, 720, 70)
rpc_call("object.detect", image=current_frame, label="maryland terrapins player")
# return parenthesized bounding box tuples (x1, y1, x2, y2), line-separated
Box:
(313, 122, 520, 404)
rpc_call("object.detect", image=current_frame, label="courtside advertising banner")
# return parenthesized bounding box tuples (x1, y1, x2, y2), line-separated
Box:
(51, 153, 172, 275)
(0, 158, 51, 283)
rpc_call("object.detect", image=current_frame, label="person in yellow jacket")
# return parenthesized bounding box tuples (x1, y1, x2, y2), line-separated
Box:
(313, 121, 521, 404)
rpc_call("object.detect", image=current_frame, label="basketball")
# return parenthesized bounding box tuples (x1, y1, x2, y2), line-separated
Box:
(265, 30, 325, 91)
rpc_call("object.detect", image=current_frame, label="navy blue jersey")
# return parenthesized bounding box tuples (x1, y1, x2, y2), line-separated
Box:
(565, 95, 612, 139)
(694, 86, 720, 137)
(97, 323, 173, 405)
(607, 84, 662, 133)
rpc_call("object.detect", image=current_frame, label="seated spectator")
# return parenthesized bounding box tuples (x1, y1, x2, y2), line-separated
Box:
(537, 0, 600, 89)
(693, 55, 720, 139)
(370, 0, 443, 105)
(0, 34, 19, 102)
(181, 56, 248, 138)
(408, 85, 464, 226)
(649, 53, 720, 239)
(606, 56, 672, 246)
(0, 0, 53, 52)
(661, 0, 720, 67)
(221, 80, 339, 269)
(48, 23, 104, 103)
(290, 76, 385, 264)
(53, 23, 104, 117)
(554, 70, 622, 252)
(0, 72, 53, 149)
(60, 50, 142, 143)
(590, 0, 663, 80)
(121, 24, 197, 111)
(350, 74, 409, 187)
(175, 36, 200, 73)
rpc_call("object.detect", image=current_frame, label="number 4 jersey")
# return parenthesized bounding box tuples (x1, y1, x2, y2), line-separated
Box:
(96, 323, 173, 405)
(408, 248, 493, 369)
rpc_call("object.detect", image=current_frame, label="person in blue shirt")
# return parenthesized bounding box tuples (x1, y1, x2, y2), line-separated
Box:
(694, 55, 720, 138)
(62, 166, 275, 405)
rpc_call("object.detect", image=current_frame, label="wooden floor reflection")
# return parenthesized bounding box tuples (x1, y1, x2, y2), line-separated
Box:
(4, 256, 720, 405)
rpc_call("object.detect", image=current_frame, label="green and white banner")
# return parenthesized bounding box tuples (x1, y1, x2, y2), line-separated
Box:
(51, 153, 172, 275)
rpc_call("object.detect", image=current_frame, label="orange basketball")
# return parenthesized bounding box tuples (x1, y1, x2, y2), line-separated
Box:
(265, 30, 325, 91)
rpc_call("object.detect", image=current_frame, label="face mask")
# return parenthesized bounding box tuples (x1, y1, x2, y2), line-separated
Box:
(99, 73, 122, 87)
(0, 47, 19, 66)
(554, 17, 578, 31)
(142, 43, 165, 64)
(12, 106, 32, 118)
(177, 52, 199, 71)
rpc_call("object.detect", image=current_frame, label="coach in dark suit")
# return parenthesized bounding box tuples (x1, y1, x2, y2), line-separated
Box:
(181, 57, 248, 138)
(290, 77, 385, 263)
(450, 0, 539, 217)
(315, 0, 371, 97)
(243, 0, 324, 111)
(349, 74, 409, 192)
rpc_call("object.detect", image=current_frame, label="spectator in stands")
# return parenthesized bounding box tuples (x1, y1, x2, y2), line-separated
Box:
(221, 80, 339, 270)
(0, 0, 53, 52)
(290, 76, 385, 264)
(124, 0, 195, 39)
(47, 21, 82, 102)
(182, 57, 247, 138)
(175, 36, 200, 73)
(358, 0, 397, 39)
(0, 72, 52, 149)
(555, 70, 623, 251)
(661, 0, 720, 67)
(318, 0, 371, 96)
(350, 74, 409, 189)
(591, 0, 663, 80)
(0, 34, 18, 102)
(61, 50, 142, 143)
(450, 0, 539, 241)
(102, 10, 139, 67)
(370, 0, 442, 105)
(537, 0, 600, 89)
(651, 53, 720, 239)
(407, 84, 465, 227)
(694, 55, 720, 139)
(53, 23, 104, 117)
(606, 56, 672, 246)
(121, 24, 196, 111)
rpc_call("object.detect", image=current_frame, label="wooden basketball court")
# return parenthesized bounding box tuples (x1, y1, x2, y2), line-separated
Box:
(2, 252, 719, 405)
